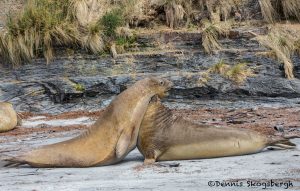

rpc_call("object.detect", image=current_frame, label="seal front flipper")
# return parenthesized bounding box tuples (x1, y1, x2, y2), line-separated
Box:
(116, 129, 132, 158)
(144, 158, 156, 165)
(142, 149, 162, 165)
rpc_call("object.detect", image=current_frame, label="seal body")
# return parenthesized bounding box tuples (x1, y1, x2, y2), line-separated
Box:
(137, 96, 296, 164)
(7, 77, 173, 167)
(0, 102, 18, 133)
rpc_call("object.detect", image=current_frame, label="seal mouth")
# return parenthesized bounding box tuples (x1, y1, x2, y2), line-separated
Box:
(161, 81, 173, 97)
(166, 81, 173, 91)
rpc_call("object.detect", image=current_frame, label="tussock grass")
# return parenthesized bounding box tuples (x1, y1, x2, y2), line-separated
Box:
(0, 0, 123, 65)
(201, 19, 231, 54)
(157, 0, 242, 28)
(255, 27, 300, 79)
(258, 0, 277, 23)
(206, 60, 254, 84)
(156, 0, 300, 28)
(81, 22, 105, 54)
(164, 0, 185, 29)
(258, 0, 300, 23)
(118, 0, 152, 27)
(70, 0, 109, 26)
(206, 0, 242, 22)
(101, 9, 124, 38)
(225, 63, 254, 84)
(209, 59, 230, 74)
(0, 0, 80, 65)
(2, 0, 300, 66)
(281, 0, 300, 21)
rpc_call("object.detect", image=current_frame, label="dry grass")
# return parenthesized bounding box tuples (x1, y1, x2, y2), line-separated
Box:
(0, 0, 115, 65)
(281, 0, 300, 21)
(1, 0, 300, 66)
(118, 0, 153, 27)
(258, 0, 300, 23)
(205, 60, 254, 84)
(0, 0, 80, 65)
(81, 22, 105, 54)
(164, 0, 185, 29)
(70, 0, 110, 26)
(255, 27, 300, 79)
(158, 0, 243, 28)
(209, 59, 230, 74)
(225, 63, 254, 84)
(201, 19, 231, 54)
(258, 0, 277, 23)
(157, 0, 300, 28)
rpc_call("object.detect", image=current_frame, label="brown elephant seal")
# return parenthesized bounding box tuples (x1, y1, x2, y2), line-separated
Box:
(0, 102, 19, 133)
(5, 77, 173, 167)
(137, 96, 298, 164)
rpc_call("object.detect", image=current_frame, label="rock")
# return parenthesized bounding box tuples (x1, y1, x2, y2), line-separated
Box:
(0, 29, 300, 113)
(274, 125, 284, 132)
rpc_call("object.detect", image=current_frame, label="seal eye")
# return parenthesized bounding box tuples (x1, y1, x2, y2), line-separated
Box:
(159, 81, 164, 86)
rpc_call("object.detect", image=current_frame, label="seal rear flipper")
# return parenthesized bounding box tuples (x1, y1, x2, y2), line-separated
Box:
(2, 157, 27, 167)
(270, 127, 299, 149)
(268, 138, 296, 149)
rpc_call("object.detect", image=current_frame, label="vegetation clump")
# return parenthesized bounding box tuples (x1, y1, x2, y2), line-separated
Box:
(209, 59, 230, 74)
(208, 60, 254, 84)
(225, 63, 254, 84)
(0, 0, 107, 66)
(0, 0, 127, 65)
(201, 19, 231, 54)
(101, 9, 124, 38)
(255, 26, 300, 79)
(73, 83, 85, 92)
(259, 0, 300, 23)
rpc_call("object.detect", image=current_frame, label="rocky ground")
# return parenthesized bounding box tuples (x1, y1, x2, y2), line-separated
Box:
(1, 27, 300, 114)
(0, 106, 299, 191)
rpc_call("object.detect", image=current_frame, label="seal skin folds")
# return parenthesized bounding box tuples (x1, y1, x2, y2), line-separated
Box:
(137, 96, 297, 164)
(0, 102, 18, 133)
(6, 77, 173, 168)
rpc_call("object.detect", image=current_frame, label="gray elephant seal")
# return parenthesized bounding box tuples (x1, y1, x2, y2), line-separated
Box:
(137, 96, 297, 164)
(0, 102, 19, 133)
(5, 77, 173, 167)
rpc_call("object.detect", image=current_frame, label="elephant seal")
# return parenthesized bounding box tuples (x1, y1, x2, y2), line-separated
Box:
(0, 102, 19, 133)
(5, 77, 173, 167)
(137, 96, 298, 164)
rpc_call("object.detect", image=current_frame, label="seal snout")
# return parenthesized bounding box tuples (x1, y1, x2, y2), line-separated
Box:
(164, 79, 174, 91)
(162, 80, 173, 97)
(167, 81, 174, 89)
